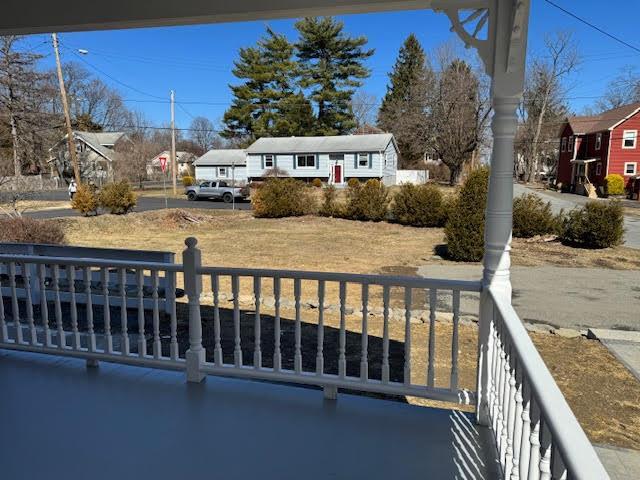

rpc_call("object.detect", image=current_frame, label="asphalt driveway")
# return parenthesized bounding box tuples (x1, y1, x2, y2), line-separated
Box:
(513, 183, 640, 249)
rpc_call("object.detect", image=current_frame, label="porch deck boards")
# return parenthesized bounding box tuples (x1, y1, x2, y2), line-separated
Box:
(0, 349, 499, 480)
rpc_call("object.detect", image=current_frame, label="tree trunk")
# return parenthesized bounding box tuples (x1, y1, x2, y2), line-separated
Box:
(449, 164, 462, 185)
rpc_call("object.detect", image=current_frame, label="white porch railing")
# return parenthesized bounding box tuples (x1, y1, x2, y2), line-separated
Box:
(0, 238, 609, 479)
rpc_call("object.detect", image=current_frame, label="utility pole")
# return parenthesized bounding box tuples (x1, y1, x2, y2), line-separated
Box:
(52, 33, 81, 184)
(170, 90, 177, 195)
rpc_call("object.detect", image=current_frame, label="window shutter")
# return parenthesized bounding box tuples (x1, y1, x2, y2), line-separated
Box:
(293, 155, 297, 169)
(316, 154, 319, 169)
(369, 153, 373, 169)
(261, 155, 264, 170)
(354, 154, 358, 170)
(274, 155, 277, 167)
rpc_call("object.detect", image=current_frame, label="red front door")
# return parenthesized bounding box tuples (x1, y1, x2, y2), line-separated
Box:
(333, 164, 342, 184)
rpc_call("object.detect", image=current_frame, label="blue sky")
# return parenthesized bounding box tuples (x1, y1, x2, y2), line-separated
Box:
(23, 0, 640, 131)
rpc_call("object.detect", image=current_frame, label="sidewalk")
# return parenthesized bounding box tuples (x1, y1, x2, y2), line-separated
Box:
(595, 445, 640, 480)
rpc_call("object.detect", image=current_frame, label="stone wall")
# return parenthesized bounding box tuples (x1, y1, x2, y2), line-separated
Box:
(0, 175, 60, 192)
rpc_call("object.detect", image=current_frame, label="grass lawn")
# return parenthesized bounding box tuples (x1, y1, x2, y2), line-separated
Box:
(50, 209, 640, 449)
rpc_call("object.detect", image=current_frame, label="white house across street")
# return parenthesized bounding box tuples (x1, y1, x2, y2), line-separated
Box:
(193, 149, 247, 184)
(245, 133, 399, 186)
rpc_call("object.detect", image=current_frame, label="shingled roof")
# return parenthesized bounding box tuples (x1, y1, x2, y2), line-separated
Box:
(567, 102, 640, 134)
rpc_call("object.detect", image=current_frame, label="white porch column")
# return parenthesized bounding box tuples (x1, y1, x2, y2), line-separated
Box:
(474, 0, 529, 426)
(184, 237, 206, 383)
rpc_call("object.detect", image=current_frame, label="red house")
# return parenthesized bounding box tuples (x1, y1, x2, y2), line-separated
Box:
(557, 102, 640, 198)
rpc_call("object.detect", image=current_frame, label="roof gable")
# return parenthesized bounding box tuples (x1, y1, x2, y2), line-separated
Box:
(567, 102, 640, 134)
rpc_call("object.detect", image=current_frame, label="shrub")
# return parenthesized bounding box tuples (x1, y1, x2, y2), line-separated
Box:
(512, 194, 563, 238)
(99, 181, 137, 215)
(347, 178, 361, 188)
(604, 174, 625, 196)
(0, 217, 66, 245)
(391, 183, 447, 227)
(561, 200, 624, 248)
(311, 178, 323, 188)
(444, 167, 490, 261)
(345, 179, 389, 222)
(319, 185, 344, 217)
(182, 175, 195, 187)
(251, 178, 317, 218)
(71, 184, 99, 216)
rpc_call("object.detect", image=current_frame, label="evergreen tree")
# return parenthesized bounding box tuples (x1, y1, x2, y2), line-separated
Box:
(377, 34, 432, 168)
(223, 28, 315, 141)
(295, 17, 374, 135)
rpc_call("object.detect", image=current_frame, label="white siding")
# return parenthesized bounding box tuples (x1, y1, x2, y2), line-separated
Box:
(196, 165, 247, 183)
(382, 141, 398, 186)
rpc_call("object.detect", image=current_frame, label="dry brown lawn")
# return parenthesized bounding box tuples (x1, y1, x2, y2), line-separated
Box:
(53, 209, 640, 449)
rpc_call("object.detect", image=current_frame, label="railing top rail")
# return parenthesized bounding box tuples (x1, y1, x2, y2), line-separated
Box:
(199, 265, 482, 291)
(0, 253, 184, 272)
(489, 287, 609, 479)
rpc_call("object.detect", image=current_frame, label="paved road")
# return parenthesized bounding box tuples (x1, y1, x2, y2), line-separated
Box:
(23, 190, 251, 219)
(419, 264, 640, 331)
(513, 183, 640, 249)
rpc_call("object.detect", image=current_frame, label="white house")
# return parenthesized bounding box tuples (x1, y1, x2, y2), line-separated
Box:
(193, 149, 247, 184)
(245, 133, 399, 186)
(147, 151, 197, 179)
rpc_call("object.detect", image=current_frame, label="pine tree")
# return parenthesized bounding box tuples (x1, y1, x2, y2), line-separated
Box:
(295, 17, 374, 135)
(377, 34, 432, 167)
(223, 28, 315, 141)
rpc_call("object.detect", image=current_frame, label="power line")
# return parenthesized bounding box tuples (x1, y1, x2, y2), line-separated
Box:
(544, 0, 640, 54)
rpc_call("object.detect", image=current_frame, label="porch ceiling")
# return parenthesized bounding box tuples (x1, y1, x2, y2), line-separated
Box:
(1, 0, 487, 35)
(0, 349, 500, 479)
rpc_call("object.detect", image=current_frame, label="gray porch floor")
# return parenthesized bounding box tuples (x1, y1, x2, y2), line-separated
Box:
(0, 349, 499, 480)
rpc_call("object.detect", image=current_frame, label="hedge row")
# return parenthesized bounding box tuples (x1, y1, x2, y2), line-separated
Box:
(71, 181, 137, 216)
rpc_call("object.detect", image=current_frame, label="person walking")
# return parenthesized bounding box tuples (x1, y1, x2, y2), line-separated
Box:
(68, 179, 77, 200)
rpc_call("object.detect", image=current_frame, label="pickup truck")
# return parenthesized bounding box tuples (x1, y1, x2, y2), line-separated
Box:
(185, 181, 249, 203)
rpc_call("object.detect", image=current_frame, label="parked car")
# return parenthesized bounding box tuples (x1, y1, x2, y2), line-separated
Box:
(184, 180, 249, 203)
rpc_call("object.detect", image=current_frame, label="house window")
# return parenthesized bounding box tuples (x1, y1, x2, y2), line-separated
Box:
(296, 154, 316, 168)
(568, 136, 573, 152)
(329, 154, 344, 161)
(218, 167, 227, 177)
(595, 133, 602, 151)
(358, 153, 369, 167)
(624, 162, 637, 175)
(595, 163, 602, 176)
(561, 137, 567, 152)
(264, 154, 274, 168)
(622, 130, 637, 149)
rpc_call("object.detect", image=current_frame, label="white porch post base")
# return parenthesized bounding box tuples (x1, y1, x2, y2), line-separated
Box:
(184, 237, 206, 384)
(186, 348, 206, 383)
(323, 385, 338, 400)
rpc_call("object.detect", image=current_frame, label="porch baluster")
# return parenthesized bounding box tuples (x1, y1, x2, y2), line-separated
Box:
(152, 271, 161, 359)
(519, 380, 532, 480)
(119, 268, 130, 355)
(101, 268, 113, 354)
(539, 420, 552, 480)
(0, 267, 6, 342)
(500, 336, 512, 467)
(136, 269, 146, 357)
(294, 278, 302, 373)
(381, 284, 390, 384)
(9, 262, 22, 344)
(53, 265, 64, 349)
(22, 263, 36, 345)
(427, 288, 437, 387)
(273, 276, 281, 371)
(551, 444, 567, 480)
(338, 281, 347, 378)
(253, 276, 262, 368)
(211, 274, 222, 366)
(450, 289, 460, 391)
(68, 265, 80, 349)
(510, 366, 524, 480)
(84, 266, 96, 352)
(527, 399, 542, 480)
(232, 275, 242, 367)
(168, 271, 179, 360)
(38, 264, 50, 347)
(505, 348, 518, 476)
(360, 283, 368, 381)
(404, 287, 412, 386)
(316, 280, 325, 375)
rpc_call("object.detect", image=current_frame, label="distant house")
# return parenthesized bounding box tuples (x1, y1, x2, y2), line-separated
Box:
(557, 102, 640, 195)
(245, 133, 399, 186)
(48, 131, 128, 184)
(193, 149, 247, 184)
(147, 151, 197, 179)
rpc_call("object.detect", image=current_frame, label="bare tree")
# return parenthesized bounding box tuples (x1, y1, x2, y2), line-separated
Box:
(517, 31, 578, 182)
(189, 116, 220, 154)
(596, 66, 640, 112)
(351, 90, 378, 131)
